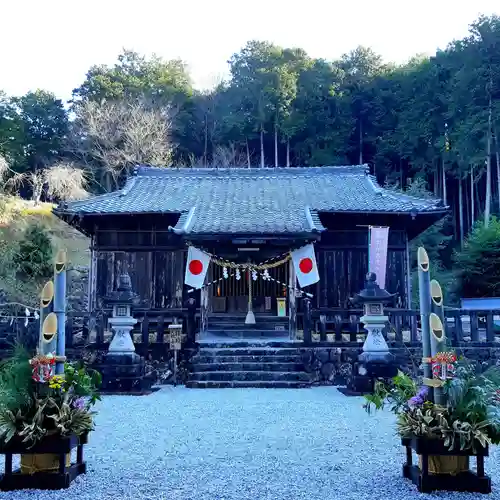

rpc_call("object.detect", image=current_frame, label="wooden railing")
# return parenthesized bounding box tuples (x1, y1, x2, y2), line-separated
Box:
(1, 304, 500, 352)
(299, 305, 500, 346)
(0, 303, 199, 353)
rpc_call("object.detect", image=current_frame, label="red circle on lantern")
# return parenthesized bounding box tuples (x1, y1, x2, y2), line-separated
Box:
(189, 259, 203, 275)
(299, 257, 313, 274)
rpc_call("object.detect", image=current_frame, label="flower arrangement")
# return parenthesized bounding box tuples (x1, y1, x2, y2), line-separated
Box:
(0, 345, 101, 448)
(364, 354, 500, 453)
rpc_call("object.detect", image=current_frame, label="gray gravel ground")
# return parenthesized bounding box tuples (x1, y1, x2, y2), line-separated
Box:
(1, 386, 500, 500)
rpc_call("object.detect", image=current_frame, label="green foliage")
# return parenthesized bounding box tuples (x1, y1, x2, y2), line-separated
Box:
(47, 396, 95, 437)
(64, 362, 102, 407)
(364, 356, 500, 451)
(13, 223, 53, 278)
(0, 345, 34, 413)
(0, 353, 101, 447)
(453, 217, 500, 297)
(13, 90, 68, 172)
(363, 371, 417, 415)
(72, 49, 192, 106)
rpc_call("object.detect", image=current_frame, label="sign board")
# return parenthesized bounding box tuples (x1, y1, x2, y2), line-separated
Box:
(277, 298, 287, 317)
(265, 297, 272, 311)
(168, 325, 182, 350)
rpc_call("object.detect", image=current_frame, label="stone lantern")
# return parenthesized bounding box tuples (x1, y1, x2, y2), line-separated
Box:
(106, 273, 139, 355)
(98, 273, 153, 394)
(348, 272, 398, 394)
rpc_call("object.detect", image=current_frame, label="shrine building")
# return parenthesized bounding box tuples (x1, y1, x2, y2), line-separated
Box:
(54, 165, 446, 339)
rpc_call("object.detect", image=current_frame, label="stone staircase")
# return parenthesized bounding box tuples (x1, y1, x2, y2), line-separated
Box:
(206, 314, 289, 340)
(186, 344, 311, 388)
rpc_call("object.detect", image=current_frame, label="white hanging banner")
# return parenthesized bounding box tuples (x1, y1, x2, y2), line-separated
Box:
(369, 226, 389, 289)
(185, 246, 211, 289)
(291, 244, 319, 288)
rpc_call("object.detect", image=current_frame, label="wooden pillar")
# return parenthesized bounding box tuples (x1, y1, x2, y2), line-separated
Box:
(200, 287, 209, 337)
(288, 259, 297, 340)
(405, 231, 412, 309)
(89, 236, 98, 312)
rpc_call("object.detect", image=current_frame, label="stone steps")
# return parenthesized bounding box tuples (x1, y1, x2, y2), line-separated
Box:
(192, 362, 305, 372)
(189, 371, 310, 382)
(185, 380, 309, 389)
(196, 347, 303, 356)
(195, 354, 302, 363)
(206, 329, 289, 338)
(187, 344, 311, 389)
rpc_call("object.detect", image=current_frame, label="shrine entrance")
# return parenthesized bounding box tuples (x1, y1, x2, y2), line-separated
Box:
(209, 263, 290, 315)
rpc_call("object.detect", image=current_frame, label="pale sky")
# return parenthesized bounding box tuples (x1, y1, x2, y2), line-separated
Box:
(1, 0, 499, 103)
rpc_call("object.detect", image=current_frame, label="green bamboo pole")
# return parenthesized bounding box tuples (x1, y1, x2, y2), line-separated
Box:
(40, 312, 58, 356)
(38, 281, 54, 354)
(417, 247, 432, 383)
(429, 312, 447, 405)
(53, 249, 67, 375)
(430, 280, 447, 352)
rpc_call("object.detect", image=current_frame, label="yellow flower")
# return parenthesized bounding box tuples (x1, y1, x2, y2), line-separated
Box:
(48, 375, 65, 390)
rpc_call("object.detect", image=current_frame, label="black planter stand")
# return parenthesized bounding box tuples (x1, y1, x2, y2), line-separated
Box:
(402, 437, 492, 494)
(0, 433, 88, 491)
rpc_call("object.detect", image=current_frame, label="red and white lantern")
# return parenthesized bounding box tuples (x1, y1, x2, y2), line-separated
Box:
(291, 244, 320, 288)
(185, 246, 211, 289)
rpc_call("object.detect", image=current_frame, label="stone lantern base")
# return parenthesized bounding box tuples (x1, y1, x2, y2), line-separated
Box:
(96, 352, 156, 395)
(344, 356, 398, 395)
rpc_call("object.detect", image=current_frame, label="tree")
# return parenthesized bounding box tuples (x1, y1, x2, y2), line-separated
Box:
(229, 41, 280, 167)
(14, 90, 68, 173)
(70, 99, 174, 191)
(0, 92, 26, 171)
(72, 49, 193, 107)
(453, 217, 500, 297)
(338, 46, 385, 164)
(13, 224, 53, 279)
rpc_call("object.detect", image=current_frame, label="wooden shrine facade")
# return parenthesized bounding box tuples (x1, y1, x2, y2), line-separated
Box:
(54, 165, 447, 317)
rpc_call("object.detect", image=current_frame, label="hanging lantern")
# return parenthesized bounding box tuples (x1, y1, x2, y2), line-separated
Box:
(223, 266, 229, 279)
(263, 269, 270, 281)
(235, 268, 241, 281)
(252, 269, 258, 281)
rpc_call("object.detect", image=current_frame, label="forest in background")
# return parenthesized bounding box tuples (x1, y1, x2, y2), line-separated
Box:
(1, 14, 500, 302)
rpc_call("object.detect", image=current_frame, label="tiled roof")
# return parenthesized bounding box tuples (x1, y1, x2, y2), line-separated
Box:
(56, 165, 446, 235)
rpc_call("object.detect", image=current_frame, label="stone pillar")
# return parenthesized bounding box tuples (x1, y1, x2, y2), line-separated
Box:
(108, 309, 137, 355)
(359, 306, 392, 364)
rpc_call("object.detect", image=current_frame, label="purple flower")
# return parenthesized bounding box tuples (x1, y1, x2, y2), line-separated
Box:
(416, 386, 429, 398)
(72, 397, 85, 410)
(408, 386, 428, 407)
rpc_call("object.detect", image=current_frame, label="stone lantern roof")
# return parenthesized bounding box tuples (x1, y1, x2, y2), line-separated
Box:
(352, 272, 397, 306)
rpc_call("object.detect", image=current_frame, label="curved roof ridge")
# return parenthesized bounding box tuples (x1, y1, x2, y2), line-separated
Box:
(134, 164, 369, 177)
(367, 173, 444, 208)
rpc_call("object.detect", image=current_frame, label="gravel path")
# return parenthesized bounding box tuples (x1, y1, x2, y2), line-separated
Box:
(1, 387, 500, 500)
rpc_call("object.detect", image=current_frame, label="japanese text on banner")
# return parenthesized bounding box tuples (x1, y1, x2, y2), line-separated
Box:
(369, 226, 389, 289)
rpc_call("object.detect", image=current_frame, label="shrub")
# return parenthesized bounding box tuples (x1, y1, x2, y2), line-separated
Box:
(453, 217, 500, 298)
(13, 223, 53, 278)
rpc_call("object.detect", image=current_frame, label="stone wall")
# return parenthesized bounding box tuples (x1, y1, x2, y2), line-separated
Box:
(67, 266, 89, 312)
(299, 344, 500, 386)
(67, 342, 500, 388)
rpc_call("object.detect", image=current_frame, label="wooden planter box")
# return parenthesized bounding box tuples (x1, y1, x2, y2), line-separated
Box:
(402, 436, 491, 494)
(0, 432, 88, 491)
